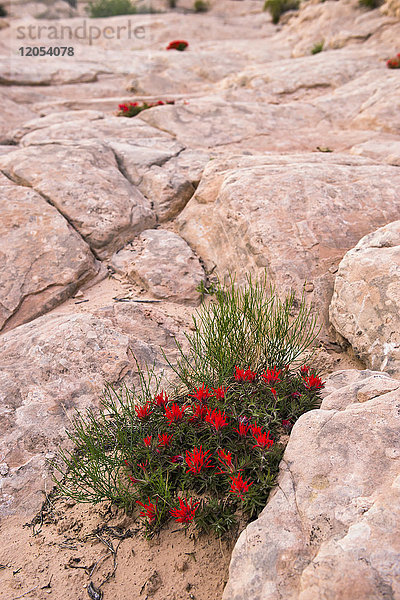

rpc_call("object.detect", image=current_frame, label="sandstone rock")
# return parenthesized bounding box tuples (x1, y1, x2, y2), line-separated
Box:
(0, 91, 38, 144)
(0, 303, 184, 516)
(350, 136, 400, 166)
(0, 57, 105, 85)
(381, 0, 400, 17)
(330, 221, 400, 376)
(0, 142, 155, 259)
(0, 172, 98, 332)
(223, 369, 400, 600)
(111, 229, 205, 305)
(176, 154, 400, 324)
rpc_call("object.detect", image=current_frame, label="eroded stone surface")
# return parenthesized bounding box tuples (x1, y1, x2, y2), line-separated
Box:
(0, 142, 155, 258)
(177, 154, 400, 324)
(330, 221, 400, 376)
(0, 172, 99, 332)
(111, 229, 205, 305)
(224, 370, 400, 600)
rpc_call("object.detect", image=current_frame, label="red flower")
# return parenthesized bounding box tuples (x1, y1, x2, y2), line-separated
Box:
(282, 419, 292, 432)
(300, 365, 309, 375)
(154, 390, 169, 407)
(169, 455, 184, 463)
(212, 386, 227, 399)
(143, 435, 152, 448)
(303, 374, 325, 390)
(261, 367, 281, 385)
(135, 402, 152, 420)
(189, 383, 211, 403)
(186, 446, 214, 475)
(189, 403, 208, 422)
(136, 498, 157, 523)
(234, 422, 250, 437)
(270, 387, 277, 399)
(387, 55, 400, 69)
(165, 402, 187, 425)
(229, 473, 253, 500)
(234, 366, 257, 381)
(250, 421, 263, 438)
(170, 497, 199, 523)
(166, 40, 189, 51)
(158, 432, 173, 448)
(138, 460, 149, 471)
(217, 448, 234, 473)
(118, 103, 129, 112)
(252, 430, 274, 449)
(205, 408, 228, 432)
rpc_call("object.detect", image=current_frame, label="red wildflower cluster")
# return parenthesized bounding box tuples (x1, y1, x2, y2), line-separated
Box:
(300, 365, 309, 375)
(165, 403, 187, 425)
(234, 366, 257, 381)
(117, 99, 175, 118)
(252, 430, 274, 449)
(166, 40, 189, 51)
(303, 374, 325, 390)
(135, 402, 152, 420)
(205, 408, 228, 432)
(170, 497, 199, 523)
(158, 433, 173, 448)
(186, 446, 213, 475)
(189, 403, 208, 422)
(189, 383, 211, 403)
(387, 53, 400, 69)
(217, 448, 234, 473)
(212, 386, 227, 400)
(143, 435, 152, 448)
(234, 421, 250, 438)
(282, 419, 292, 432)
(136, 498, 157, 523)
(154, 390, 169, 407)
(261, 367, 281, 385)
(229, 473, 253, 500)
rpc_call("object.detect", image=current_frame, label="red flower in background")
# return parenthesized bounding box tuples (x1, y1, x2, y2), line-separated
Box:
(166, 40, 189, 51)
(205, 408, 228, 432)
(217, 448, 234, 473)
(229, 473, 253, 500)
(261, 367, 281, 385)
(212, 386, 227, 400)
(189, 403, 208, 422)
(282, 419, 292, 432)
(250, 421, 263, 438)
(154, 390, 169, 407)
(300, 365, 309, 375)
(170, 497, 199, 523)
(143, 435, 152, 448)
(234, 422, 250, 438)
(136, 498, 157, 523)
(252, 430, 274, 449)
(189, 383, 211, 403)
(135, 402, 152, 420)
(158, 433, 173, 448)
(186, 446, 214, 475)
(234, 366, 257, 382)
(303, 374, 325, 390)
(165, 403, 187, 425)
(387, 53, 400, 69)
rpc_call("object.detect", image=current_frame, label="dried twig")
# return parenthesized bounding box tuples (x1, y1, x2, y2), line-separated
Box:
(8, 585, 39, 600)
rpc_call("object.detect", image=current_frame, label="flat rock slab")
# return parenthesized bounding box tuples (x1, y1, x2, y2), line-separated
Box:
(111, 229, 205, 305)
(0, 142, 155, 259)
(176, 154, 400, 324)
(0, 173, 98, 332)
(223, 369, 400, 600)
(0, 303, 184, 516)
(0, 57, 108, 85)
(330, 220, 400, 376)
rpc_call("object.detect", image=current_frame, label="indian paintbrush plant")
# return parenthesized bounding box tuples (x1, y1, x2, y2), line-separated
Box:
(117, 99, 175, 117)
(53, 276, 324, 537)
(387, 53, 400, 69)
(166, 40, 189, 51)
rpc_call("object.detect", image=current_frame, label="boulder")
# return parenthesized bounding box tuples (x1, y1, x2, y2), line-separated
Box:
(0, 172, 99, 332)
(176, 154, 400, 324)
(223, 369, 400, 600)
(111, 229, 205, 305)
(0, 142, 155, 259)
(330, 221, 400, 376)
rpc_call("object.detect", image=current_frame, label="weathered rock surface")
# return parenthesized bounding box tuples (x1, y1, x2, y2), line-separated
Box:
(0, 92, 38, 144)
(0, 172, 99, 332)
(350, 136, 400, 165)
(330, 221, 400, 376)
(0, 142, 155, 258)
(223, 369, 400, 600)
(177, 154, 400, 324)
(0, 57, 106, 85)
(111, 229, 205, 305)
(0, 303, 184, 516)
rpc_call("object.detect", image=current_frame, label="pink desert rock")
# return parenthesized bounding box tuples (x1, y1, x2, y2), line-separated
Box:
(111, 229, 205, 305)
(330, 221, 400, 376)
(0, 172, 99, 332)
(223, 369, 400, 600)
